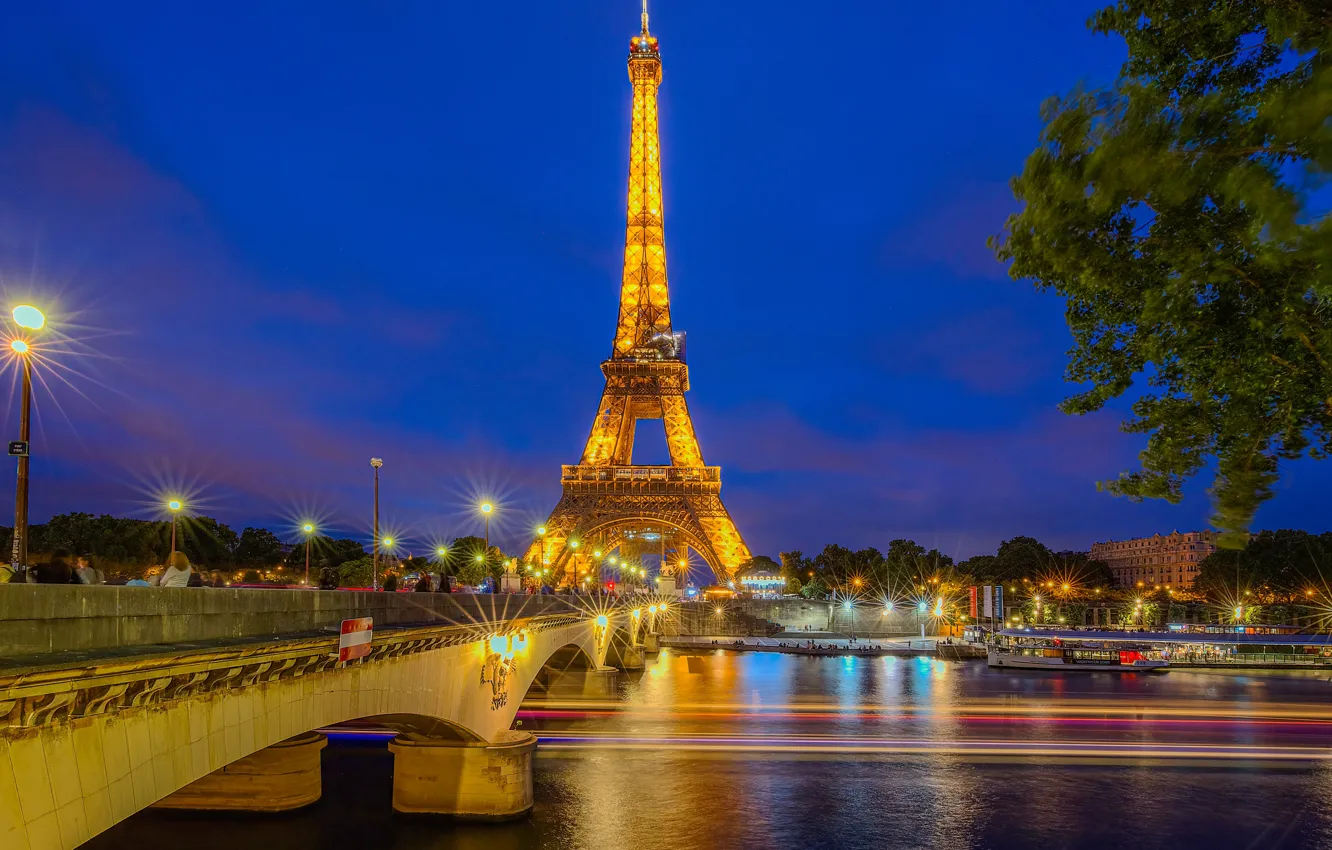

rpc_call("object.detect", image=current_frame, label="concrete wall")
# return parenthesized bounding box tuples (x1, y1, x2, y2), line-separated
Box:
(0, 586, 585, 658)
(722, 598, 922, 636)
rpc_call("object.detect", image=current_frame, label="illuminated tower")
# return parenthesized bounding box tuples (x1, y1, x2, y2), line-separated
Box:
(529, 3, 750, 585)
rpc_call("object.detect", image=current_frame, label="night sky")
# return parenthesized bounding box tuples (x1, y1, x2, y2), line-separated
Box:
(0, 1, 1326, 564)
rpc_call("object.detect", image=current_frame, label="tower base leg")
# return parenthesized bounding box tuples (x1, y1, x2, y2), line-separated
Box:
(388, 731, 536, 819)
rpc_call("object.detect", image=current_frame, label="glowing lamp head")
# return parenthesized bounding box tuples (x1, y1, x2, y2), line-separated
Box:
(595, 614, 608, 628)
(1234, 606, 1243, 617)
(632, 608, 641, 618)
(12, 305, 45, 330)
(537, 526, 546, 536)
(917, 601, 927, 613)
(382, 537, 394, 547)
(167, 500, 182, 512)
(480, 502, 493, 514)
(842, 600, 852, 610)
(9, 339, 28, 354)
(713, 607, 722, 616)
(649, 604, 658, 614)
(1062, 583, 1070, 591)
(933, 599, 943, 617)
(594, 550, 602, 558)
(569, 540, 580, 549)
(437, 547, 447, 556)
(302, 523, 314, 534)
(474, 554, 483, 562)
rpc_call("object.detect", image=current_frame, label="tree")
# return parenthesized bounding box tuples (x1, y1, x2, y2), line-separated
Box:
(337, 557, 375, 588)
(234, 527, 284, 568)
(174, 516, 238, 567)
(1195, 529, 1332, 602)
(992, 2, 1332, 545)
(995, 536, 1055, 581)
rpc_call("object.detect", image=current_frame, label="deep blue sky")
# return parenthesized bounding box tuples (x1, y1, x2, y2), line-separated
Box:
(0, 1, 1325, 563)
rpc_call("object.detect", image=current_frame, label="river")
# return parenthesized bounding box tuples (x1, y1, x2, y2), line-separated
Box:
(87, 649, 1332, 850)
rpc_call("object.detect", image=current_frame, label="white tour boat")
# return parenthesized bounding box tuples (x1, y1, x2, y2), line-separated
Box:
(988, 635, 1168, 672)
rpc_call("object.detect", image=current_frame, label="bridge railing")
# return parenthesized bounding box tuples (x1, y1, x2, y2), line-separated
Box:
(0, 586, 591, 660)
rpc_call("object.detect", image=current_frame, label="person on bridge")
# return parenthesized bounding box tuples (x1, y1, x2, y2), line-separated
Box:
(155, 551, 193, 587)
(383, 572, 399, 592)
(30, 549, 77, 584)
(413, 573, 432, 592)
(75, 554, 105, 585)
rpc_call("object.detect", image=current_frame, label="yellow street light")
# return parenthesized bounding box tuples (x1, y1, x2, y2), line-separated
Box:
(12, 306, 44, 330)
(437, 547, 448, 557)
(9, 340, 27, 354)
(595, 614, 608, 627)
(166, 499, 184, 557)
(480, 502, 493, 514)
(649, 604, 658, 614)
(302, 522, 316, 586)
(382, 537, 394, 547)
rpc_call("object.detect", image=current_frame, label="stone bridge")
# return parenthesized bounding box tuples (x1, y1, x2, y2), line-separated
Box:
(0, 586, 672, 849)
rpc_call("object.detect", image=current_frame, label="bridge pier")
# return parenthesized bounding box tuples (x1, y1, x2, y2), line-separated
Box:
(643, 632, 661, 653)
(613, 642, 646, 670)
(153, 732, 327, 812)
(388, 731, 536, 819)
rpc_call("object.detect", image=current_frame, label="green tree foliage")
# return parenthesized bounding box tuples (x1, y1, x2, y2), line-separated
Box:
(284, 536, 366, 570)
(993, 1, 1332, 545)
(956, 554, 1001, 583)
(995, 536, 1055, 580)
(799, 576, 829, 600)
(234, 527, 284, 567)
(1194, 529, 1332, 602)
(337, 557, 376, 588)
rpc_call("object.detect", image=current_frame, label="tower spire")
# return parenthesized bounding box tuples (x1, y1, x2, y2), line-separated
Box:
(616, 3, 668, 359)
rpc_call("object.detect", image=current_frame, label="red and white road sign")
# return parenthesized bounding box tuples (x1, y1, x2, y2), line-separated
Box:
(339, 617, 373, 662)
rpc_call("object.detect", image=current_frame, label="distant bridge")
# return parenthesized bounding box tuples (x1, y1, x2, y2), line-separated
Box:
(0, 587, 665, 849)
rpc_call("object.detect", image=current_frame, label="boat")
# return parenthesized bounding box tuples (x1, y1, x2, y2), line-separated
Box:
(987, 635, 1168, 672)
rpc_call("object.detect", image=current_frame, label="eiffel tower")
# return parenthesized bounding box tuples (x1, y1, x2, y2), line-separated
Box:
(528, 2, 750, 586)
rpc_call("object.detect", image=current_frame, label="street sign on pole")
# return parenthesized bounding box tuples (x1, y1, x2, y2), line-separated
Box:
(339, 617, 373, 663)
(969, 586, 978, 619)
(7, 441, 28, 457)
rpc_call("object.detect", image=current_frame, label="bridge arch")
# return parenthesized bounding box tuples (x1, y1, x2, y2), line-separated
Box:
(0, 612, 630, 847)
(549, 514, 724, 578)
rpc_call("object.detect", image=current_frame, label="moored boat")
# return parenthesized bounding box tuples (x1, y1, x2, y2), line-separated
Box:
(988, 636, 1168, 672)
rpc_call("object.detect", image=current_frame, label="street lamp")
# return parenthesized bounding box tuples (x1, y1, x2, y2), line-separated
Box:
(8, 305, 44, 579)
(167, 499, 184, 558)
(302, 522, 315, 586)
(480, 502, 493, 555)
(367, 463, 383, 588)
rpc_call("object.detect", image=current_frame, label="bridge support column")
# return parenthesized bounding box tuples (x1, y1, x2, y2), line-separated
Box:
(388, 731, 536, 819)
(643, 632, 661, 652)
(614, 643, 645, 670)
(154, 731, 326, 812)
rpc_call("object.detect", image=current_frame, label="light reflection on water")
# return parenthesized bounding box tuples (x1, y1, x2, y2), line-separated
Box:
(88, 649, 1332, 850)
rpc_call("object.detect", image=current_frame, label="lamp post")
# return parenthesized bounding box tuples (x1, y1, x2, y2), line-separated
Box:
(9, 305, 44, 580)
(302, 523, 315, 586)
(370, 458, 383, 590)
(569, 539, 580, 589)
(167, 500, 183, 557)
(480, 502, 493, 563)
(537, 526, 548, 567)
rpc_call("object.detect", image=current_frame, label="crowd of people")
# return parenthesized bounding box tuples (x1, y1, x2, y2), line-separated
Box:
(0, 549, 234, 587)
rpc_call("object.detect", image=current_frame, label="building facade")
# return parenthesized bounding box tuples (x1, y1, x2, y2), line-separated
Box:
(1091, 531, 1217, 589)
